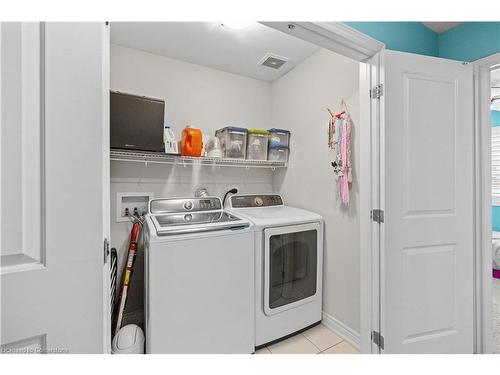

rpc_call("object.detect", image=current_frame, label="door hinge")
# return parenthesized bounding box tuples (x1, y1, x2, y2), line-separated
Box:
(370, 84, 384, 99)
(104, 238, 110, 264)
(371, 209, 384, 223)
(372, 331, 385, 349)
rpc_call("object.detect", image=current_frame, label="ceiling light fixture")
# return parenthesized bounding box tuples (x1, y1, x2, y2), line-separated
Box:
(221, 21, 253, 30)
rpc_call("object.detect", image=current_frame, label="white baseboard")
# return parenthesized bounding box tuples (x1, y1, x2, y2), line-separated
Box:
(321, 311, 360, 350)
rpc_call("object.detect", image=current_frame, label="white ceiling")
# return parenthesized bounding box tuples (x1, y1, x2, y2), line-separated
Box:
(421, 22, 463, 34)
(110, 22, 320, 82)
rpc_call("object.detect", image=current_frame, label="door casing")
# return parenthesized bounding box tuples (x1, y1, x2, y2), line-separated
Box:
(472, 52, 500, 354)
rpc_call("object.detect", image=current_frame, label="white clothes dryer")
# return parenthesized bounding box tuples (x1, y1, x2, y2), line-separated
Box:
(226, 194, 324, 347)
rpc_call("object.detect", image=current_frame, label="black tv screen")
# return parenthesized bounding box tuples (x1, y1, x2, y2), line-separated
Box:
(110, 91, 165, 152)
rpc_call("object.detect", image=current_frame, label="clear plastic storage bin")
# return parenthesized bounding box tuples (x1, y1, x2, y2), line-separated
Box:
(268, 128, 291, 148)
(268, 145, 289, 162)
(247, 129, 269, 161)
(215, 126, 247, 159)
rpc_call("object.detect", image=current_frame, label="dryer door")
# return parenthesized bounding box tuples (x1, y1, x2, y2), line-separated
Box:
(263, 222, 322, 316)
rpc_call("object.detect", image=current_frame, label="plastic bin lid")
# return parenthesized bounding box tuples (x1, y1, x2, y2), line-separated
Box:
(248, 128, 269, 135)
(268, 128, 291, 134)
(220, 126, 247, 133)
(268, 144, 289, 150)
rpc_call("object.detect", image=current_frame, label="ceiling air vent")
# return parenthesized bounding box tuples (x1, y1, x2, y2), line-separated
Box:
(259, 53, 288, 70)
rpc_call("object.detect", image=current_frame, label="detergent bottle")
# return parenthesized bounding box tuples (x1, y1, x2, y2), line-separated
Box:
(181, 126, 203, 157)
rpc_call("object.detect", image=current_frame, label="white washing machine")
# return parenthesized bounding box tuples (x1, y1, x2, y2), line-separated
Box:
(144, 197, 255, 353)
(226, 194, 324, 347)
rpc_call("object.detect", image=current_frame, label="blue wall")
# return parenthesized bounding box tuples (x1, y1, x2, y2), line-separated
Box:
(493, 111, 500, 231)
(493, 110, 500, 128)
(439, 22, 500, 62)
(493, 207, 500, 231)
(345, 22, 439, 57)
(345, 22, 500, 62)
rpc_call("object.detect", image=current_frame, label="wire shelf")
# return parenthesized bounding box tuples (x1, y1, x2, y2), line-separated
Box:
(110, 149, 288, 170)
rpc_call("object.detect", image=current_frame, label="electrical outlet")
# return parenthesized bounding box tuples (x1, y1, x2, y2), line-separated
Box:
(116, 192, 154, 222)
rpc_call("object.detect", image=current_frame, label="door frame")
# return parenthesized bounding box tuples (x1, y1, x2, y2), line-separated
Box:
(473, 51, 500, 354)
(262, 22, 384, 353)
(101, 21, 112, 354)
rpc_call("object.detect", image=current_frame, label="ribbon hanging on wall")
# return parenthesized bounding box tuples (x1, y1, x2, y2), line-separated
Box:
(327, 99, 353, 205)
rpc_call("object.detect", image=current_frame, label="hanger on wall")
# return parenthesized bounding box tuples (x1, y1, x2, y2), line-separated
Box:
(327, 98, 350, 118)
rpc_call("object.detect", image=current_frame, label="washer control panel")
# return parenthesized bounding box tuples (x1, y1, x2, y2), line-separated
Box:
(230, 194, 283, 208)
(149, 197, 222, 214)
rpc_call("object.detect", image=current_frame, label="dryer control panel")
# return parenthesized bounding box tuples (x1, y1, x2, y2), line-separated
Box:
(230, 194, 283, 208)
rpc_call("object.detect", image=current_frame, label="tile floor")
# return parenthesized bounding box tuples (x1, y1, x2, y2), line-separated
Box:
(255, 323, 359, 354)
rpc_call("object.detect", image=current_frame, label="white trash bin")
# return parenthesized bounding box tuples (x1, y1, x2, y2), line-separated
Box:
(112, 324, 145, 354)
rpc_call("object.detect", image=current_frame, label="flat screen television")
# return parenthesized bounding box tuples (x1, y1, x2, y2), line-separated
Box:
(110, 91, 165, 152)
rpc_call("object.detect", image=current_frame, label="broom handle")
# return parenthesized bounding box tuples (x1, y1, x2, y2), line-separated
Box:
(114, 222, 140, 334)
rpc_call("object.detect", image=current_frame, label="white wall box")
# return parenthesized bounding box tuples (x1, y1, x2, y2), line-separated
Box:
(116, 192, 154, 222)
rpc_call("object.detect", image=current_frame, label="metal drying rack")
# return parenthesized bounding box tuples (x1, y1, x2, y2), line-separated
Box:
(110, 149, 288, 170)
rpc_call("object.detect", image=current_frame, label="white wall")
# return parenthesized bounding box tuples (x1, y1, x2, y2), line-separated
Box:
(111, 44, 273, 138)
(271, 49, 360, 333)
(110, 44, 276, 315)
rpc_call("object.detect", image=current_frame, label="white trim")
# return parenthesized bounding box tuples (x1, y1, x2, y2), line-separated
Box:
(322, 311, 360, 350)
(0, 23, 3, 347)
(474, 52, 500, 69)
(0, 261, 45, 275)
(359, 52, 384, 354)
(101, 21, 112, 354)
(377, 50, 386, 354)
(261, 22, 384, 62)
(473, 51, 500, 354)
(359, 60, 373, 354)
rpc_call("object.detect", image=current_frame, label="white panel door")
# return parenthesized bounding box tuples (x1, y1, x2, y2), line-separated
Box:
(1, 23, 109, 353)
(382, 50, 474, 353)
